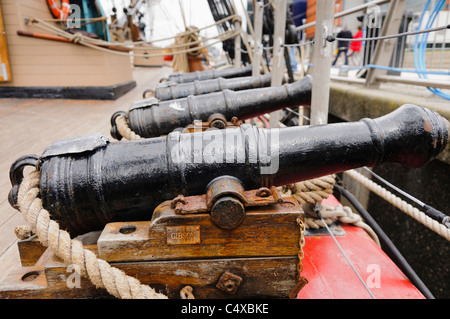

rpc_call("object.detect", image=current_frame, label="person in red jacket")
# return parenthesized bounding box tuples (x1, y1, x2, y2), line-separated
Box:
(348, 25, 363, 66)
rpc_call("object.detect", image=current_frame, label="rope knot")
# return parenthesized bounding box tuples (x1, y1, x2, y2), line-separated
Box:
(69, 32, 83, 44)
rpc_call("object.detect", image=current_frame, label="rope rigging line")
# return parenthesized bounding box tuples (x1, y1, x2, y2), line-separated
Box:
(344, 169, 450, 241)
(282, 40, 315, 47)
(260, 40, 315, 53)
(26, 16, 241, 58)
(29, 13, 242, 46)
(360, 167, 450, 228)
(316, 209, 376, 299)
(284, 107, 311, 122)
(327, 24, 450, 43)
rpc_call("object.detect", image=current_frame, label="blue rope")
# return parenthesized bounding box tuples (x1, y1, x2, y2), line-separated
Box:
(324, 1, 450, 101)
(414, 0, 450, 100)
(332, 64, 450, 75)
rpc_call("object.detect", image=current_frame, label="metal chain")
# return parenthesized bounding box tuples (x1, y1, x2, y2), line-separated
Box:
(296, 218, 305, 275)
(288, 217, 309, 299)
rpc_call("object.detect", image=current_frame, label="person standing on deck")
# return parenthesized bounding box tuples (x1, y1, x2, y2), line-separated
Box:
(331, 27, 353, 66)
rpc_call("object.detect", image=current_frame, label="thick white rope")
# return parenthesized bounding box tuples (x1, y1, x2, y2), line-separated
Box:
(344, 169, 450, 241)
(16, 170, 168, 299)
(289, 175, 336, 205)
(115, 114, 142, 140)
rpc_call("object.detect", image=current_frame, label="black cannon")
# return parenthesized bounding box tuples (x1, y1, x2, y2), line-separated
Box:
(161, 64, 253, 84)
(9, 104, 449, 236)
(111, 75, 312, 140)
(144, 73, 279, 100)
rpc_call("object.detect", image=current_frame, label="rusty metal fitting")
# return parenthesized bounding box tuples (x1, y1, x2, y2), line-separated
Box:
(171, 195, 186, 209)
(216, 271, 243, 295)
(210, 196, 246, 230)
(256, 187, 272, 197)
(206, 176, 247, 229)
(208, 113, 228, 130)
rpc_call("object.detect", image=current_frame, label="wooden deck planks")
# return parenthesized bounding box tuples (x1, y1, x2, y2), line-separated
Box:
(0, 66, 172, 285)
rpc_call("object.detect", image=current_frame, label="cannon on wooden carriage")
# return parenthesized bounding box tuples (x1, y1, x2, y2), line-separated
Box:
(111, 75, 312, 140)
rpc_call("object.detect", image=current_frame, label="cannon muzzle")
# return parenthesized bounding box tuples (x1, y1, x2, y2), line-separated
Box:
(9, 104, 449, 235)
(111, 75, 312, 140)
(161, 64, 253, 84)
(146, 73, 278, 101)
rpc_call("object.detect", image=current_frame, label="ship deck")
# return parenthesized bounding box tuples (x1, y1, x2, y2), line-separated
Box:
(0, 66, 172, 284)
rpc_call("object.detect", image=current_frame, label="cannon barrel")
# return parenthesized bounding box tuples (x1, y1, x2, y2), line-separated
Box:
(149, 73, 278, 101)
(163, 64, 253, 84)
(9, 104, 449, 235)
(111, 75, 312, 140)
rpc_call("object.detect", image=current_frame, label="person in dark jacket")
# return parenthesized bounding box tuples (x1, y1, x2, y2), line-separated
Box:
(332, 28, 353, 66)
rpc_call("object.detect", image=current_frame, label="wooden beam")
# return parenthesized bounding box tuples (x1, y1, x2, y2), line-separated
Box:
(252, 1, 264, 76)
(310, 0, 335, 125)
(269, 0, 287, 128)
(0, 5, 12, 82)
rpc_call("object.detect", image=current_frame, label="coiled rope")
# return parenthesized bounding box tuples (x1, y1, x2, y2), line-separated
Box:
(286, 175, 336, 206)
(345, 169, 450, 241)
(311, 204, 380, 246)
(278, 176, 380, 246)
(171, 26, 203, 74)
(16, 169, 167, 299)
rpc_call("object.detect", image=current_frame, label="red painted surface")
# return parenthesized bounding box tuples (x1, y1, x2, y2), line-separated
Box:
(297, 196, 425, 299)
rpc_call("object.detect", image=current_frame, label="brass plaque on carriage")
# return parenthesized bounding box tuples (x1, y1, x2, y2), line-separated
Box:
(166, 226, 200, 245)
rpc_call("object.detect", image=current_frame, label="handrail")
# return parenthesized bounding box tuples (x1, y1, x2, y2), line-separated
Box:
(295, 0, 392, 31)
